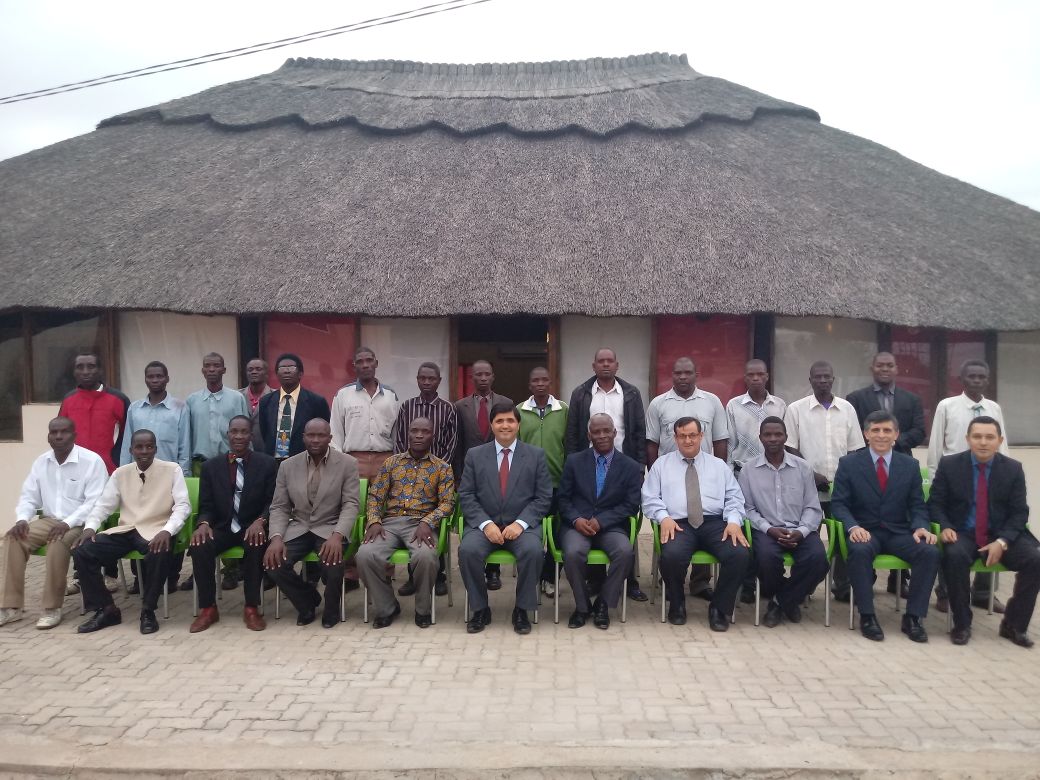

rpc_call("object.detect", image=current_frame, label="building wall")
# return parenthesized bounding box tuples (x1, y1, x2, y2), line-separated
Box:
(360, 318, 451, 401)
(997, 331, 1040, 445)
(560, 316, 652, 405)
(772, 316, 876, 403)
(0, 403, 60, 532)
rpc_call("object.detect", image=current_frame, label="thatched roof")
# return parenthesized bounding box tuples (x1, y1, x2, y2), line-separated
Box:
(2, 52, 1039, 329)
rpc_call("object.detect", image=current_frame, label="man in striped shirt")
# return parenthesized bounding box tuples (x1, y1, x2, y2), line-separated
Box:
(726, 360, 787, 473)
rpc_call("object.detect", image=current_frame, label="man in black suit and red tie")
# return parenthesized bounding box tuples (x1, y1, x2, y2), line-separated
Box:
(929, 416, 1040, 647)
(188, 416, 278, 632)
(557, 413, 642, 630)
(832, 410, 939, 643)
(258, 353, 331, 462)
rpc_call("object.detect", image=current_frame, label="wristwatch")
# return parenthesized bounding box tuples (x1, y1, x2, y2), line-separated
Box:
(996, 538, 1008, 551)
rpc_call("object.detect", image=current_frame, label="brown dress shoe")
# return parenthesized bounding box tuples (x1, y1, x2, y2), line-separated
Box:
(243, 606, 266, 631)
(189, 606, 220, 633)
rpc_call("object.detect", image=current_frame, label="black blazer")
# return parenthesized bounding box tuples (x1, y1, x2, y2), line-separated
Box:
(257, 388, 331, 458)
(928, 451, 1031, 545)
(565, 376, 647, 465)
(558, 448, 642, 533)
(831, 448, 928, 534)
(845, 385, 926, 454)
(197, 451, 279, 532)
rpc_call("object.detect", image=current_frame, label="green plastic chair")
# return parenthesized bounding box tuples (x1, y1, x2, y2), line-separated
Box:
(830, 516, 914, 630)
(920, 467, 931, 502)
(746, 517, 833, 627)
(650, 521, 735, 624)
(545, 513, 638, 624)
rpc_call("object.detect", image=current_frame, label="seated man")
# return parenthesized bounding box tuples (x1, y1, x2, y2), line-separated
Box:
(188, 415, 278, 633)
(357, 417, 454, 629)
(737, 416, 828, 628)
(73, 429, 191, 635)
(930, 416, 1040, 647)
(0, 417, 107, 630)
(263, 419, 359, 629)
(642, 416, 749, 632)
(557, 413, 642, 630)
(832, 410, 939, 642)
(458, 402, 553, 635)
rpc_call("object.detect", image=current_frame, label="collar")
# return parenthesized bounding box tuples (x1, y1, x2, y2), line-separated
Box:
(807, 395, 838, 410)
(520, 395, 563, 412)
(960, 393, 989, 409)
(228, 451, 251, 464)
(739, 392, 776, 407)
(592, 380, 621, 396)
(594, 449, 615, 464)
(750, 451, 795, 471)
(404, 450, 433, 463)
(135, 463, 154, 479)
(970, 453, 995, 470)
(351, 379, 387, 396)
(279, 385, 301, 404)
(416, 393, 440, 404)
(201, 386, 226, 400)
(665, 387, 705, 402)
(495, 439, 518, 456)
(45, 445, 81, 465)
(676, 449, 706, 466)
(872, 383, 895, 394)
(869, 449, 893, 467)
(141, 393, 171, 409)
(308, 448, 331, 466)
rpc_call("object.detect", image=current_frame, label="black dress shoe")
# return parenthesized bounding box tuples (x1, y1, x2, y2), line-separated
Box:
(691, 587, 714, 602)
(708, 606, 729, 632)
(77, 606, 122, 634)
(950, 626, 972, 645)
(221, 573, 239, 591)
(262, 573, 276, 591)
(901, 614, 928, 643)
(860, 614, 885, 641)
(343, 579, 360, 593)
(762, 600, 783, 628)
(397, 578, 416, 597)
(139, 609, 159, 635)
(466, 607, 491, 634)
(832, 590, 850, 603)
(627, 584, 648, 602)
(512, 607, 532, 635)
(999, 621, 1035, 648)
(178, 575, 195, 592)
(973, 596, 1005, 614)
(127, 578, 140, 595)
(740, 586, 757, 605)
(296, 610, 316, 626)
(592, 600, 610, 630)
(414, 612, 432, 629)
(782, 601, 802, 624)
(667, 601, 687, 626)
(321, 611, 339, 629)
(373, 601, 401, 629)
(435, 578, 448, 597)
(486, 571, 502, 591)
(568, 610, 588, 629)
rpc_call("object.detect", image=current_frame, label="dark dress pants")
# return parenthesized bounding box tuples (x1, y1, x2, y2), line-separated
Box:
(942, 532, 1040, 633)
(846, 527, 940, 619)
(459, 526, 542, 613)
(188, 526, 266, 609)
(74, 531, 173, 612)
(659, 517, 749, 615)
(271, 532, 344, 620)
(562, 527, 634, 611)
(752, 530, 829, 609)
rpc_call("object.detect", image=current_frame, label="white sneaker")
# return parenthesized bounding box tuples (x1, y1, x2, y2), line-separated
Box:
(0, 608, 23, 627)
(104, 576, 120, 593)
(36, 609, 62, 630)
(65, 580, 81, 596)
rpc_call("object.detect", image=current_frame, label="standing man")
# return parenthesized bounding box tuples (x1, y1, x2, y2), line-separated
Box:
(264, 419, 360, 628)
(458, 403, 553, 635)
(738, 417, 828, 628)
(831, 411, 939, 642)
(642, 417, 749, 631)
(331, 347, 400, 479)
(187, 353, 250, 472)
(187, 415, 278, 633)
(930, 416, 1040, 647)
(239, 357, 275, 452)
(258, 353, 331, 462)
(726, 359, 787, 473)
(647, 357, 729, 602)
(0, 418, 107, 630)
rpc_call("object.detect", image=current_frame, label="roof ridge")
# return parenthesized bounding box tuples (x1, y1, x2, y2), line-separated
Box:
(280, 52, 691, 75)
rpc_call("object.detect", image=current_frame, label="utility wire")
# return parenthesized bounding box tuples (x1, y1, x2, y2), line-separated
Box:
(0, 0, 494, 105)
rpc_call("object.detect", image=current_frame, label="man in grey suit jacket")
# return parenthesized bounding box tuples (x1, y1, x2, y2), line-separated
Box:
(264, 419, 360, 629)
(459, 402, 553, 635)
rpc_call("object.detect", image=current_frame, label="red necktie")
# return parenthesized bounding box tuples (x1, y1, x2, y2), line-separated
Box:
(478, 396, 489, 439)
(876, 457, 888, 492)
(975, 462, 989, 548)
(499, 448, 510, 497)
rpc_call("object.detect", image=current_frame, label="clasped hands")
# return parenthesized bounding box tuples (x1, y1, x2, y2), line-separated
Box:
(483, 521, 523, 544)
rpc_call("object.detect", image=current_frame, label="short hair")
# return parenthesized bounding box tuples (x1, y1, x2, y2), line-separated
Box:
(354, 346, 376, 360)
(202, 352, 224, 365)
(587, 412, 616, 432)
(960, 359, 990, 375)
(673, 416, 702, 434)
(673, 357, 696, 371)
(594, 347, 617, 361)
(863, 410, 899, 431)
(529, 366, 549, 379)
(74, 351, 102, 366)
(472, 359, 494, 371)
(228, 415, 252, 428)
(275, 353, 304, 372)
(745, 359, 768, 372)
(131, 429, 156, 444)
(967, 415, 1002, 437)
(49, 416, 75, 431)
(490, 401, 520, 423)
(144, 360, 168, 375)
(809, 360, 833, 375)
(759, 416, 786, 434)
(246, 357, 267, 367)
(417, 361, 441, 378)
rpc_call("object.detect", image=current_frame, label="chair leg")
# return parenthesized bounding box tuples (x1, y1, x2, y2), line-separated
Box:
(824, 567, 831, 628)
(554, 562, 560, 625)
(193, 573, 199, 618)
(621, 571, 628, 623)
(431, 584, 436, 625)
(118, 559, 128, 594)
(275, 585, 281, 620)
(446, 540, 454, 608)
(340, 577, 346, 623)
(849, 584, 855, 630)
(649, 551, 658, 605)
(894, 571, 901, 613)
(754, 579, 761, 627)
(259, 582, 264, 617)
(660, 580, 667, 623)
(216, 559, 223, 602)
(988, 572, 997, 615)
(363, 585, 369, 624)
(464, 591, 469, 623)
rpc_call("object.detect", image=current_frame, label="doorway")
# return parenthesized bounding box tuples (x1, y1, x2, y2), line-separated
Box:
(454, 315, 555, 403)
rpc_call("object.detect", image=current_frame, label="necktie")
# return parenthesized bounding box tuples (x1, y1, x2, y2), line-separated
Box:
(975, 462, 989, 548)
(972, 404, 984, 418)
(595, 455, 607, 497)
(876, 457, 888, 492)
(684, 458, 703, 529)
(882, 391, 893, 413)
(499, 448, 510, 497)
(478, 396, 489, 438)
(231, 457, 244, 533)
(276, 396, 292, 458)
(307, 459, 322, 506)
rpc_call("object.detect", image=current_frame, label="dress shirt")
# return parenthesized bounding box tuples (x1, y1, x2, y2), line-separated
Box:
(186, 386, 249, 460)
(641, 450, 745, 526)
(85, 463, 191, 536)
(15, 445, 108, 527)
(783, 395, 864, 486)
(868, 448, 893, 472)
(738, 452, 823, 538)
(589, 381, 626, 451)
(927, 393, 1009, 475)
(873, 383, 895, 413)
(725, 392, 787, 468)
(647, 387, 728, 456)
(392, 395, 458, 463)
(366, 451, 455, 528)
(477, 439, 529, 531)
(305, 448, 330, 506)
(121, 394, 191, 475)
(330, 380, 400, 453)
(277, 385, 302, 431)
(965, 453, 993, 533)
(239, 385, 275, 415)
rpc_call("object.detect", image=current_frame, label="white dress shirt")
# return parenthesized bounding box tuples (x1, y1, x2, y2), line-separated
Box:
(927, 393, 1009, 475)
(478, 439, 529, 531)
(783, 395, 864, 487)
(15, 445, 108, 527)
(589, 380, 626, 450)
(641, 449, 745, 526)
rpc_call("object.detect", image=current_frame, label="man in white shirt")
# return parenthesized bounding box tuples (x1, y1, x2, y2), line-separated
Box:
(0, 417, 107, 630)
(330, 347, 400, 478)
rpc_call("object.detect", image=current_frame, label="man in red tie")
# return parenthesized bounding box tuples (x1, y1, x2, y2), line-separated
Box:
(831, 411, 939, 643)
(929, 416, 1040, 647)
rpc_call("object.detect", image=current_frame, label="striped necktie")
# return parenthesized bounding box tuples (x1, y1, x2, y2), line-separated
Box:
(231, 457, 244, 533)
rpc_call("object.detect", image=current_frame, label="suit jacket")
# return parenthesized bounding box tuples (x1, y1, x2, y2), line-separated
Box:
(459, 440, 553, 533)
(846, 385, 926, 454)
(453, 392, 513, 476)
(268, 448, 360, 542)
(257, 387, 331, 458)
(565, 376, 646, 465)
(831, 448, 928, 534)
(928, 451, 1032, 544)
(197, 451, 278, 533)
(558, 448, 642, 533)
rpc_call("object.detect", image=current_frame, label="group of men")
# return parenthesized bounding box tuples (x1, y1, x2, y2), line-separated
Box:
(1, 345, 1037, 649)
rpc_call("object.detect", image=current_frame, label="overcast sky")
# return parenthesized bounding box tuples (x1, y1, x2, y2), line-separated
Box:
(2, 0, 1038, 209)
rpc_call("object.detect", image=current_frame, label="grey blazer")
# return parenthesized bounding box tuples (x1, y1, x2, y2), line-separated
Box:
(268, 448, 360, 542)
(459, 439, 553, 533)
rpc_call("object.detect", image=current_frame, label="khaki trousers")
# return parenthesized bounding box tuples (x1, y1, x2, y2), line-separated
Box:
(0, 517, 83, 610)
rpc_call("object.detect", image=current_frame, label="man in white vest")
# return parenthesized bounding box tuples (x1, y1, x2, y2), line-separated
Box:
(72, 429, 191, 635)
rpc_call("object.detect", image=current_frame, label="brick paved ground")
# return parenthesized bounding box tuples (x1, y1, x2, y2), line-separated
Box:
(1, 536, 1039, 777)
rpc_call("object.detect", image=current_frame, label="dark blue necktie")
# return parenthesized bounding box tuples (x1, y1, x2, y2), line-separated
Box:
(595, 455, 607, 497)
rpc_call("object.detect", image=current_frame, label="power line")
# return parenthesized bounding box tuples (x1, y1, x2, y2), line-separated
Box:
(0, 0, 494, 105)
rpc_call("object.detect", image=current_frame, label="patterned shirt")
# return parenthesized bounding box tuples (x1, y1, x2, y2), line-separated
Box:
(726, 392, 787, 469)
(392, 395, 458, 463)
(366, 451, 455, 528)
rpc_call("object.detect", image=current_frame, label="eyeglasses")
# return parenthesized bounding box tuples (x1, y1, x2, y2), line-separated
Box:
(675, 432, 702, 441)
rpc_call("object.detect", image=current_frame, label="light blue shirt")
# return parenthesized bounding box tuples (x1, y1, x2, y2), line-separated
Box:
(186, 386, 249, 460)
(642, 449, 745, 526)
(868, 448, 893, 472)
(478, 439, 529, 531)
(121, 394, 191, 476)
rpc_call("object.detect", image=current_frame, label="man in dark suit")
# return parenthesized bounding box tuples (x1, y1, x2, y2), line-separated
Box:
(558, 413, 642, 630)
(929, 416, 1040, 647)
(187, 416, 277, 632)
(458, 402, 553, 635)
(832, 410, 939, 642)
(258, 353, 331, 461)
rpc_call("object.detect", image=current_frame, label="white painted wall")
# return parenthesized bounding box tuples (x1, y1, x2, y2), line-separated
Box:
(772, 316, 877, 402)
(998, 331, 1040, 445)
(0, 404, 60, 533)
(360, 317, 450, 400)
(560, 316, 652, 406)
